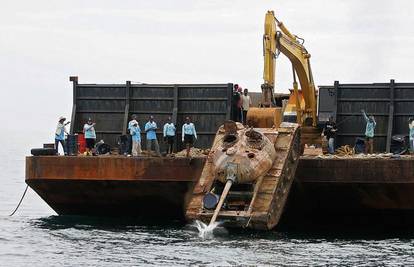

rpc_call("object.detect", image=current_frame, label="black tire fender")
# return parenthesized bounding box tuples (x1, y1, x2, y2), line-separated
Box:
(31, 148, 57, 156)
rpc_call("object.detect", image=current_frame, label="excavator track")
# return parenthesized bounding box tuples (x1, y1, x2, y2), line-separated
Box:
(186, 124, 301, 230)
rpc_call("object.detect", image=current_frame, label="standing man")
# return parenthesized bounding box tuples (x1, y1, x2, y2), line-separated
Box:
(55, 116, 70, 155)
(182, 116, 197, 158)
(163, 116, 176, 155)
(145, 115, 161, 156)
(232, 84, 241, 122)
(323, 116, 337, 154)
(409, 117, 414, 154)
(361, 110, 376, 154)
(241, 88, 252, 125)
(130, 120, 142, 156)
(127, 114, 138, 155)
(83, 118, 96, 156)
(237, 87, 243, 123)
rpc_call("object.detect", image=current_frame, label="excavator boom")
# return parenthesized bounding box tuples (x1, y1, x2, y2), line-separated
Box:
(256, 10, 318, 127)
(261, 11, 277, 106)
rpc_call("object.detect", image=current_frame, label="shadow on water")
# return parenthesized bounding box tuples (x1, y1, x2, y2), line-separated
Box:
(31, 215, 185, 231)
(192, 221, 414, 241)
(29, 215, 414, 242)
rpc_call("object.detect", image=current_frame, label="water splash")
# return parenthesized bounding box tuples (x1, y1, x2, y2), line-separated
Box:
(194, 220, 221, 238)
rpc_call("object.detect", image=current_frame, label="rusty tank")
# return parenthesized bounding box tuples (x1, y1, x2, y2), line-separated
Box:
(186, 121, 301, 230)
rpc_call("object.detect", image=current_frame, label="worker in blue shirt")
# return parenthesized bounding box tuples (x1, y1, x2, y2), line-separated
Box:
(127, 114, 138, 155)
(130, 120, 142, 156)
(409, 117, 414, 154)
(163, 116, 176, 155)
(55, 116, 70, 155)
(83, 118, 96, 156)
(182, 116, 197, 157)
(361, 109, 376, 154)
(144, 115, 161, 156)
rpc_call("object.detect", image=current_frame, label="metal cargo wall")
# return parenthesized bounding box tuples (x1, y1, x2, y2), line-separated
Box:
(318, 80, 414, 152)
(69, 77, 233, 151)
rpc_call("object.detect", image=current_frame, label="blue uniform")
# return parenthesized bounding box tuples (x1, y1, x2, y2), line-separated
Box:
(145, 121, 157, 140)
(363, 112, 376, 138)
(128, 120, 137, 131)
(163, 123, 176, 137)
(182, 123, 197, 140)
(55, 123, 66, 141)
(130, 126, 141, 142)
(55, 122, 68, 154)
(83, 124, 96, 139)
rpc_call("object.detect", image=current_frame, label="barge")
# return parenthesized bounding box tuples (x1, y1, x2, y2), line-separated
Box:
(24, 78, 414, 229)
(26, 154, 414, 228)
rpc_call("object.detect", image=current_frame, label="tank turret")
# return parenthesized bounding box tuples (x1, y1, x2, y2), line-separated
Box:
(211, 122, 276, 184)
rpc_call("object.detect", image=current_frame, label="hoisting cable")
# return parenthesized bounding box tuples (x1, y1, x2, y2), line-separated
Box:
(9, 185, 29, 216)
(335, 115, 355, 127)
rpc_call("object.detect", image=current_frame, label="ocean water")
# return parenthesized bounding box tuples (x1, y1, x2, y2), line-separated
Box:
(1, 134, 414, 266)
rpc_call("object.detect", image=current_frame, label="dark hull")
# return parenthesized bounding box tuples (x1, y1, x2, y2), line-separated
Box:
(282, 157, 414, 230)
(27, 179, 193, 219)
(26, 156, 204, 220)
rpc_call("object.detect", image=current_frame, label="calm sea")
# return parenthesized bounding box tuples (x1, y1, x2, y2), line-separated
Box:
(1, 132, 414, 266)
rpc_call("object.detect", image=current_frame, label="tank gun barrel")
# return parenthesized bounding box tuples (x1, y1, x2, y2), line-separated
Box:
(208, 179, 233, 227)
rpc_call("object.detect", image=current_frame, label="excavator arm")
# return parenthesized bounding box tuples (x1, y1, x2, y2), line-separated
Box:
(261, 11, 277, 107)
(262, 10, 317, 126)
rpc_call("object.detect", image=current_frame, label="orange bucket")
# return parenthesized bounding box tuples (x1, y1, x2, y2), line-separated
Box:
(78, 133, 86, 153)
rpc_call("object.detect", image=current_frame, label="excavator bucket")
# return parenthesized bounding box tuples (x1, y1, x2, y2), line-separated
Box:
(246, 107, 282, 128)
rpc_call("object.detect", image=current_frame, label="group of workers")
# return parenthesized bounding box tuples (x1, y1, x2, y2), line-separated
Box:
(55, 90, 414, 156)
(127, 115, 197, 157)
(323, 110, 414, 154)
(232, 84, 252, 124)
(323, 110, 377, 154)
(55, 116, 97, 156)
(54, 115, 197, 157)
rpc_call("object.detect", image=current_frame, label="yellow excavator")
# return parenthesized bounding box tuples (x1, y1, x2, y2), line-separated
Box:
(247, 10, 318, 131)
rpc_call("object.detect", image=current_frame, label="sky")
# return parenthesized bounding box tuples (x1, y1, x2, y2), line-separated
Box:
(1, 0, 414, 141)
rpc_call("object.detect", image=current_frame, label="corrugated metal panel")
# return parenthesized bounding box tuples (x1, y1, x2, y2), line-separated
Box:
(70, 78, 233, 151)
(318, 80, 414, 152)
(394, 84, 414, 136)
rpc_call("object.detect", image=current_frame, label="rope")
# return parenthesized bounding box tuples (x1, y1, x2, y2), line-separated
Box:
(9, 185, 29, 216)
(335, 116, 355, 127)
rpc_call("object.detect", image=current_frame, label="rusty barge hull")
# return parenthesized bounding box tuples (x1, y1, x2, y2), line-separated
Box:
(26, 156, 204, 219)
(283, 157, 414, 229)
(26, 156, 414, 227)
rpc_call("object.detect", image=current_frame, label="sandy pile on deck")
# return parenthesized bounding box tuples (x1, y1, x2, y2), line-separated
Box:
(307, 153, 412, 159)
(174, 148, 210, 157)
(302, 144, 413, 159)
